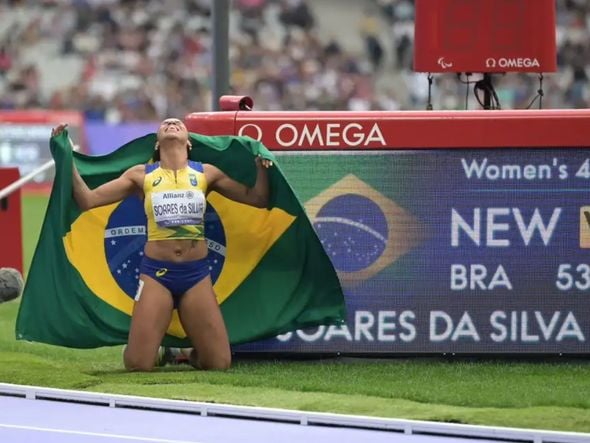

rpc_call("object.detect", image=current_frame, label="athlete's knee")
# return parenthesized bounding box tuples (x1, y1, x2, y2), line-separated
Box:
(198, 352, 231, 371)
(123, 346, 156, 372)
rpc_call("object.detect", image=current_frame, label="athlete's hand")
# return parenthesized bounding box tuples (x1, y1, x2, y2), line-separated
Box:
(51, 123, 68, 137)
(256, 155, 273, 169)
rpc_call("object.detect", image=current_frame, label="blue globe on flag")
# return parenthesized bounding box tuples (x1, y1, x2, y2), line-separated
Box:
(104, 196, 147, 298)
(306, 174, 423, 286)
(203, 204, 226, 283)
(314, 194, 388, 273)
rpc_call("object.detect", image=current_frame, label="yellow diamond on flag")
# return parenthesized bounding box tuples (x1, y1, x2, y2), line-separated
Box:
(64, 192, 295, 338)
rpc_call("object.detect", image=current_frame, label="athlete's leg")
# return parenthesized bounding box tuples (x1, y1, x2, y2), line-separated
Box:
(124, 275, 174, 371)
(177, 275, 231, 370)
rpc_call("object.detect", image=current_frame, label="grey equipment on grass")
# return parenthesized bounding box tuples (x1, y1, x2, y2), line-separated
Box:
(0, 268, 24, 303)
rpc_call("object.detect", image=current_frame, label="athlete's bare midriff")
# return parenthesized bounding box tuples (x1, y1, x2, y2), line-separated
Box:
(133, 168, 209, 263)
(144, 238, 208, 262)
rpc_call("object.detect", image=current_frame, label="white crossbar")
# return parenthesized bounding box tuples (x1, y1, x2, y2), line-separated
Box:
(0, 137, 78, 200)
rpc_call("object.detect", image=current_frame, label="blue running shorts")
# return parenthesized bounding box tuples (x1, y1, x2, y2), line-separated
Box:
(139, 256, 210, 308)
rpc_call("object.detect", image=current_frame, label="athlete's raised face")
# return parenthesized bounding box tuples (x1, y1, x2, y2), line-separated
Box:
(157, 118, 189, 144)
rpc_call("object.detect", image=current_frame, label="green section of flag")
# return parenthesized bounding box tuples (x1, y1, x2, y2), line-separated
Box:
(16, 131, 345, 348)
(222, 219, 345, 344)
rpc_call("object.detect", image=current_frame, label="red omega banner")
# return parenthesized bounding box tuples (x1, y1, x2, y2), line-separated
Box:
(413, 0, 557, 73)
(185, 109, 590, 355)
(187, 110, 590, 151)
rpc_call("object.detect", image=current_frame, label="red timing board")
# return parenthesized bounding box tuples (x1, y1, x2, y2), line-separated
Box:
(413, 0, 556, 73)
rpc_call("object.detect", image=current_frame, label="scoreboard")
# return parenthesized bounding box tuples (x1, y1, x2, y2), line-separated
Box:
(413, 0, 556, 73)
(254, 149, 590, 353)
(186, 108, 590, 354)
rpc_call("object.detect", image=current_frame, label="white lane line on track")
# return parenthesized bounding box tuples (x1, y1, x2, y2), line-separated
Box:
(0, 423, 202, 443)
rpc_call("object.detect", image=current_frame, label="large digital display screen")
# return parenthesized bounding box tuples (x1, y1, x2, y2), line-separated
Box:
(236, 149, 590, 354)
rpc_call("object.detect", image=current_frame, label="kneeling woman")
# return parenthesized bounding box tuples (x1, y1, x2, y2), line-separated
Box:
(52, 118, 272, 371)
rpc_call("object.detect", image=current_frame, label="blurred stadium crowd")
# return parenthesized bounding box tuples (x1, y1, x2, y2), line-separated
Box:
(0, 0, 588, 122)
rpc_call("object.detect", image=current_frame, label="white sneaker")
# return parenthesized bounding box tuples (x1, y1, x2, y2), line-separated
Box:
(156, 347, 191, 366)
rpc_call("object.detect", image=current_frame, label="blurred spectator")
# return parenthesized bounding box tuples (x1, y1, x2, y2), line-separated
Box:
(0, 0, 588, 119)
(278, 0, 314, 30)
(360, 8, 384, 72)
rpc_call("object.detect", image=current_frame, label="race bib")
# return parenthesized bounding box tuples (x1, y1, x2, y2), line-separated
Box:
(151, 190, 205, 227)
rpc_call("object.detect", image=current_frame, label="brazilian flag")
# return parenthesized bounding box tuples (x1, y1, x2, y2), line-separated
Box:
(15, 131, 345, 348)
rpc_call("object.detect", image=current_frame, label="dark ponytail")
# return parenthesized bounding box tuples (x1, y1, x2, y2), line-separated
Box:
(152, 146, 160, 162)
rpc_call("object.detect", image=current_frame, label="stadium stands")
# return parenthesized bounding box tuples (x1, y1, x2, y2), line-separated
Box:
(0, 0, 587, 120)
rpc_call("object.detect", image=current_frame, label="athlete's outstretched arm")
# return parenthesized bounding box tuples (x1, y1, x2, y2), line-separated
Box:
(204, 157, 272, 208)
(51, 124, 143, 211)
(71, 165, 143, 211)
